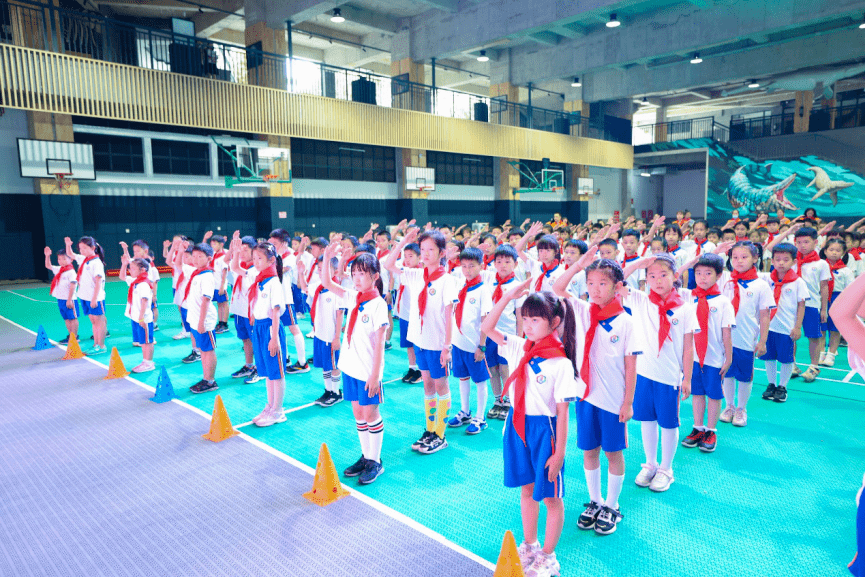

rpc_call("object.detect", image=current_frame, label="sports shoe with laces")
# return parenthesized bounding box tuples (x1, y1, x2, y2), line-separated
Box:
(762, 384, 777, 400)
(486, 401, 503, 420)
(822, 352, 836, 367)
(172, 330, 189, 340)
(243, 368, 262, 384)
(818, 351, 827, 365)
(526, 551, 560, 577)
(516, 541, 541, 571)
(252, 405, 272, 425)
(802, 365, 820, 382)
(698, 430, 717, 452)
(791, 364, 801, 378)
(649, 468, 674, 492)
(320, 390, 343, 407)
(465, 418, 487, 435)
(719, 406, 735, 423)
(732, 407, 748, 427)
(189, 380, 218, 394)
(594, 506, 623, 535)
(132, 360, 155, 373)
(446, 410, 472, 428)
(255, 408, 282, 427)
(358, 459, 384, 485)
(344, 455, 368, 477)
(408, 369, 423, 384)
(285, 361, 310, 374)
(182, 350, 201, 364)
(411, 430, 434, 451)
(577, 501, 603, 530)
(773, 386, 788, 403)
(419, 433, 448, 454)
(635, 463, 657, 487)
(314, 390, 331, 406)
(681, 428, 704, 448)
(231, 365, 255, 379)
(213, 322, 229, 334)
(401, 368, 413, 383)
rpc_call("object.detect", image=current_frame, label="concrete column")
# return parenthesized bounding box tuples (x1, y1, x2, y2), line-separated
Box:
(390, 58, 426, 112)
(564, 100, 589, 137)
(793, 90, 813, 133)
(245, 21, 287, 90)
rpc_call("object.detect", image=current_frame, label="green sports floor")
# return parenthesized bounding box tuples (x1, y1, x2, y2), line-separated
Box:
(2, 281, 863, 577)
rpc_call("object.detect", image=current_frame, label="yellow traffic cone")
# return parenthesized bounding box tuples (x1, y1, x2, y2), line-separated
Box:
(61, 333, 85, 360)
(202, 395, 239, 442)
(104, 347, 130, 379)
(303, 443, 349, 507)
(493, 531, 525, 577)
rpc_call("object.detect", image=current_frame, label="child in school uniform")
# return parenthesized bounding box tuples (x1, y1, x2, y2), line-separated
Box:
(480, 282, 581, 576)
(171, 242, 201, 364)
(247, 242, 289, 427)
(385, 228, 459, 455)
(125, 240, 160, 332)
(166, 235, 190, 340)
(820, 238, 855, 368)
(621, 253, 696, 493)
(64, 236, 108, 356)
(301, 254, 345, 407)
(664, 224, 689, 272)
(759, 243, 808, 403)
(396, 242, 423, 384)
(44, 246, 79, 344)
(447, 247, 492, 435)
(681, 219, 716, 290)
(517, 223, 567, 295)
(185, 243, 219, 394)
(269, 229, 310, 374)
(320, 245, 388, 485)
(206, 234, 230, 334)
(227, 233, 261, 384)
(561, 239, 589, 300)
(374, 229, 395, 350)
(619, 229, 645, 292)
(118, 255, 156, 373)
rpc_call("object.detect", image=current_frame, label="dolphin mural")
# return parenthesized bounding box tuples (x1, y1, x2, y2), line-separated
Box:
(726, 163, 797, 213)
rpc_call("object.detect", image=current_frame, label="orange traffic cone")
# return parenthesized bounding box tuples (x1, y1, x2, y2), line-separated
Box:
(61, 334, 85, 360)
(303, 443, 350, 507)
(493, 531, 525, 577)
(202, 395, 239, 442)
(104, 347, 130, 379)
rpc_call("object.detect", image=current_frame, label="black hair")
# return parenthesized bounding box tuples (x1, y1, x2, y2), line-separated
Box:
(292, 236, 301, 243)
(448, 239, 465, 253)
(647, 253, 682, 289)
(664, 224, 682, 239)
(708, 227, 722, 237)
(193, 242, 214, 258)
(210, 235, 227, 244)
(132, 239, 149, 251)
(479, 233, 496, 246)
(772, 243, 797, 260)
(535, 234, 560, 258)
(520, 291, 578, 378)
(376, 229, 392, 241)
(343, 235, 359, 248)
(131, 257, 150, 273)
(56, 246, 70, 259)
(826, 227, 845, 239)
(694, 253, 724, 275)
(692, 219, 708, 230)
(731, 240, 759, 260)
(804, 207, 818, 219)
(404, 242, 420, 256)
(766, 218, 780, 226)
(310, 237, 328, 248)
(254, 242, 283, 281)
(621, 228, 639, 240)
(564, 239, 588, 255)
(507, 229, 524, 238)
(795, 227, 818, 240)
(733, 220, 748, 230)
(585, 258, 624, 284)
(494, 244, 518, 262)
(820, 238, 848, 263)
(184, 245, 194, 254)
(268, 228, 291, 244)
(651, 236, 667, 250)
(418, 230, 446, 263)
(350, 252, 384, 296)
(355, 243, 375, 256)
(78, 236, 105, 262)
(241, 235, 257, 248)
(459, 247, 483, 264)
(721, 228, 735, 236)
(598, 238, 618, 250)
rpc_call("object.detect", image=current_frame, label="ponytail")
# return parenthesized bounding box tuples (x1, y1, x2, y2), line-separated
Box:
(558, 297, 578, 379)
(78, 236, 105, 262)
(94, 243, 105, 262)
(375, 275, 384, 297)
(275, 254, 284, 282)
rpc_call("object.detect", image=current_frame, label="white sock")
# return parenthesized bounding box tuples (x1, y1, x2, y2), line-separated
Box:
(293, 332, 306, 364)
(409, 363, 418, 370)
(641, 421, 659, 467)
(331, 373, 342, 392)
(356, 420, 370, 458)
(459, 378, 471, 415)
(660, 427, 679, 471)
(322, 370, 333, 392)
(722, 378, 736, 408)
(584, 467, 603, 505)
(695, 425, 706, 432)
(606, 472, 625, 510)
(778, 363, 793, 388)
(476, 380, 489, 420)
(765, 360, 777, 385)
(367, 418, 384, 463)
(737, 381, 753, 409)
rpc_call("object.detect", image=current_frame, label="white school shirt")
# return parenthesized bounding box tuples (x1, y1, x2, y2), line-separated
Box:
(212, 253, 229, 292)
(500, 334, 583, 416)
(184, 270, 218, 331)
(73, 255, 106, 302)
(667, 246, 689, 272)
(50, 265, 77, 300)
(148, 263, 161, 285)
(571, 299, 643, 415)
(625, 289, 697, 387)
(249, 276, 285, 323)
(452, 278, 487, 352)
(229, 265, 255, 318)
(718, 271, 775, 351)
(309, 278, 343, 342)
(402, 267, 459, 351)
(337, 289, 389, 381)
(796, 257, 831, 310)
(529, 259, 566, 293)
(279, 254, 296, 305)
(759, 273, 809, 335)
(830, 264, 855, 294)
(124, 277, 153, 323)
(566, 269, 587, 299)
(514, 258, 531, 282)
(480, 276, 526, 336)
(681, 239, 717, 261)
(690, 293, 735, 369)
(395, 268, 414, 321)
(618, 255, 645, 291)
(173, 264, 196, 308)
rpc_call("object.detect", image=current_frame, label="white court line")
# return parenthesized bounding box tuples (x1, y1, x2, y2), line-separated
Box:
(0, 315, 496, 572)
(752, 366, 863, 387)
(383, 376, 404, 384)
(5, 290, 125, 305)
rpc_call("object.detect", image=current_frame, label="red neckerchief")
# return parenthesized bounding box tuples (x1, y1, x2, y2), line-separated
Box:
(483, 254, 495, 269)
(770, 268, 798, 319)
(621, 253, 639, 268)
(293, 249, 301, 259)
(649, 289, 684, 354)
(175, 252, 187, 287)
(346, 289, 379, 345)
(305, 261, 317, 284)
(849, 247, 861, 261)
(730, 268, 758, 314)
(827, 259, 847, 293)
(640, 243, 651, 257)
(492, 272, 515, 304)
(417, 266, 446, 328)
(51, 264, 74, 293)
(692, 285, 720, 366)
(345, 254, 358, 267)
(667, 244, 680, 253)
(455, 276, 483, 332)
(182, 266, 213, 303)
(504, 333, 566, 445)
(796, 250, 819, 273)
(232, 261, 253, 298)
(694, 238, 707, 256)
(209, 250, 225, 268)
(247, 264, 276, 323)
(447, 259, 460, 273)
(76, 255, 96, 283)
(735, 236, 748, 242)
(127, 272, 153, 309)
(767, 233, 776, 244)
(534, 260, 560, 292)
(581, 298, 624, 399)
(310, 276, 339, 325)
(377, 249, 389, 260)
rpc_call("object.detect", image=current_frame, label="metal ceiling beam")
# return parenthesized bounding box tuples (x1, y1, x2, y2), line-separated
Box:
(191, 0, 244, 37)
(528, 31, 561, 45)
(414, 0, 458, 12)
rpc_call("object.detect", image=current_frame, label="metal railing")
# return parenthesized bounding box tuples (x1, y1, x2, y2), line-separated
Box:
(729, 113, 795, 141)
(809, 104, 865, 132)
(632, 116, 728, 145)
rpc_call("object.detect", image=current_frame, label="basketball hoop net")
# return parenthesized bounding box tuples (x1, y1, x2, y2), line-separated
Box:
(262, 174, 280, 182)
(418, 186, 431, 196)
(53, 173, 73, 194)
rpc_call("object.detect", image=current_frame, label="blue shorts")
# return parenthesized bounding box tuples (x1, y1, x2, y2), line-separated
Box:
(131, 320, 154, 345)
(57, 298, 79, 320)
(803, 307, 824, 339)
(191, 328, 216, 352)
(212, 289, 228, 303)
(452, 345, 490, 383)
(413, 345, 449, 379)
(234, 315, 252, 341)
(180, 307, 192, 332)
(399, 318, 413, 348)
(503, 411, 564, 502)
(292, 284, 307, 314)
(151, 299, 158, 310)
(313, 337, 340, 372)
(280, 304, 297, 327)
(576, 401, 627, 453)
(827, 293, 840, 332)
(251, 318, 287, 380)
(691, 362, 724, 400)
(343, 372, 383, 406)
(759, 331, 795, 364)
(80, 299, 105, 316)
(485, 336, 508, 367)
(728, 347, 754, 382)
(633, 375, 680, 429)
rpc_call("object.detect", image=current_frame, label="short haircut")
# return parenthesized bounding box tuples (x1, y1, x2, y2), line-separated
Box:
(598, 238, 618, 250)
(772, 243, 797, 260)
(708, 227, 722, 237)
(621, 228, 639, 240)
(494, 244, 518, 262)
(585, 259, 624, 284)
(376, 230, 391, 241)
(210, 234, 226, 244)
(507, 229, 524, 239)
(343, 235, 359, 248)
(564, 239, 588, 254)
(664, 223, 682, 238)
(404, 242, 420, 256)
(479, 233, 496, 245)
(794, 227, 818, 240)
(241, 235, 257, 248)
(355, 243, 375, 255)
(694, 253, 724, 275)
(766, 218, 780, 225)
(449, 239, 465, 253)
(651, 236, 667, 250)
(693, 219, 708, 229)
(269, 228, 291, 244)
(193, 242, 214, 258)
(310, 237, 328, 248)
(132, 239, 149, 251)
(721, 228, 735, 236)
(459, 247, 483, 263)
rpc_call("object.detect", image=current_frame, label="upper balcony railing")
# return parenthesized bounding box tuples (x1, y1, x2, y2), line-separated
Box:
(0, 0, 630, 143)
(632, 116, 728, 147)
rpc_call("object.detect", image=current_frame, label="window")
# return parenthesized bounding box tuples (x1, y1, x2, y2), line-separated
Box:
(290, 139, 395, 182)
(518, 159, 567, 190)
(151, 139, 210, 176)
(73, 132, 144, 173)
(217, 145, 238, 177)
(426, 151, 493, 186)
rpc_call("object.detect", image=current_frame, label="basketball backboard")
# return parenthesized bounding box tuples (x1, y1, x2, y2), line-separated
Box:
(406, 166, 435, 191)
(17, 139, 96, 180)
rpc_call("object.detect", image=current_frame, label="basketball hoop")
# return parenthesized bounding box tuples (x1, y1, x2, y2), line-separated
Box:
(53, 173, 73, 194)
(262, 174, 280, 182)
(418, 186, 431, 196)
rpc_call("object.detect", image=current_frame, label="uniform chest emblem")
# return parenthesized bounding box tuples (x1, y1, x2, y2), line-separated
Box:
(710, 306, 717, 313)
(469, 297, 476, 304)
(746, 291, 754, 297)
(429, 288, 437, 296)
(536, 375, 547, 384)
(671, 318, 680, 325)
(784, 288, 792, 294)
(610, 335, 620, 343)
(361, 314, 369, 323)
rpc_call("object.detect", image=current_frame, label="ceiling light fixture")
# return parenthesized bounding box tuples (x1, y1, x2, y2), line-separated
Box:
(606, 13, 621, 28)
(642, 96, 648, 105)
(330, 8, 345, 23)
(690, 52, 702, 64)
(641, 170, 651, 177)
(748, 79, 760, 88)
(859, 16, 865, 29)
(571, 77, 581, 87)
(477, 50, 489, 62)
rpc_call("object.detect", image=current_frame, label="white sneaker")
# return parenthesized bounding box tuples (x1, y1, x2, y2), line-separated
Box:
(822, 352, 836, 367)
(635, 463, 657, 487)
(526, 551, 560, 577)
(132, 361, 155, 373)
(305, 330, 314, 339)
(719, 406, 735, 423)
(517, 541, 541, 571)
(252, 405, 272, 424)
(649, 468, 674, 492)
(818, 351, 827, 365)
(172, 330, 189, 340)
(271, 407, 287, 424)
(732, 408, 748, 427)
